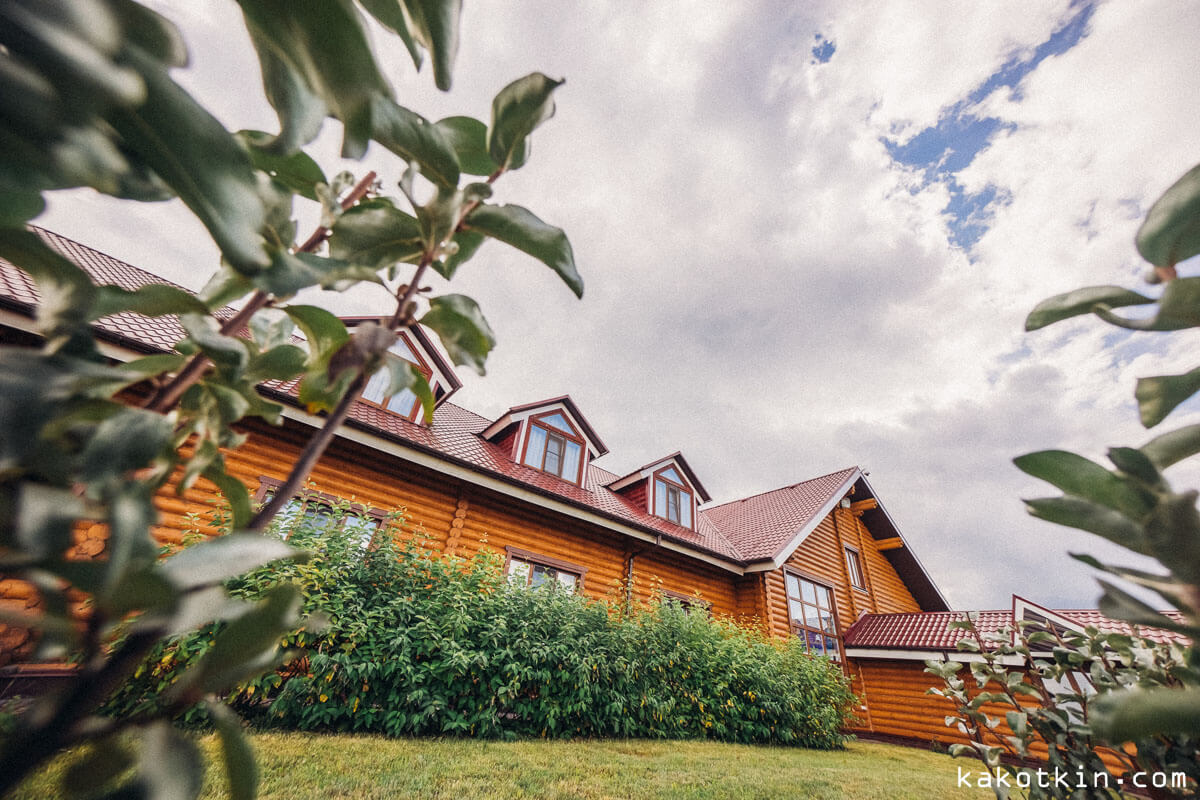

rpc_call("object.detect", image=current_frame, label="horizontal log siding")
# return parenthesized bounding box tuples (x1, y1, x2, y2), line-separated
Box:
(630, 549, 739, 618)
(453, 487, 630, 602)
(851, 513, 920, 613)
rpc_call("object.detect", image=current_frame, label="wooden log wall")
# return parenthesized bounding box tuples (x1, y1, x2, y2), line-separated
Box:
(762, 508, 921, 641)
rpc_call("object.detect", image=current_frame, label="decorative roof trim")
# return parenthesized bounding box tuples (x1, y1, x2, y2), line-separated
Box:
(480, 395, 608, 458)
(606, 451, 712, 502)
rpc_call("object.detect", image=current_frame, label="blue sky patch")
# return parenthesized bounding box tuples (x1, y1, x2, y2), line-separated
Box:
(811, 33, 835, 64)
(884, 2, 1096, 253)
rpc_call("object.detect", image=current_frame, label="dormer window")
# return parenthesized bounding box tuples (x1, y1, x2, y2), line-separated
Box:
(360, 342, 431, 421)
(653, 466, 692, 528)
(343, 321, 463, 423)
(522, 411, 585, 484)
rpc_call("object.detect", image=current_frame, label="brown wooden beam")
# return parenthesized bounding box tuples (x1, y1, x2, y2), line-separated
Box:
(849, 498, 878, 512)
(875, 536, 904, 551)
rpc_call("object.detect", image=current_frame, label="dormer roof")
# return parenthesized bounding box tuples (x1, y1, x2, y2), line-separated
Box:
(340, 317, 463, 406)
(607, 451, 712, 503)
(480, 395, 608, 459)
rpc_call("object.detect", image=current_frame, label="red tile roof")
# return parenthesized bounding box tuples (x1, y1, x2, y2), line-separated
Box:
(844, 608, 1188, 650)
(0, 228, 937, 581)
(703, 468, 859, 562)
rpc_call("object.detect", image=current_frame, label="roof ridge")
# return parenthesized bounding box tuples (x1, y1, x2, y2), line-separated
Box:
(704, 465, 860, 513)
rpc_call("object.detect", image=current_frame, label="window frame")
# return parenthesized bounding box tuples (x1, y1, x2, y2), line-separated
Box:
(503, 546, 587, 592)
(651, 465, 694, 529)
(357, 332, 435, 422)
(519, 410, 588, 486)
(254, 477, 388, 548)
(844, 546, 867, 592)
(661, 589, 711, 616)
(782, 567, 843, 663)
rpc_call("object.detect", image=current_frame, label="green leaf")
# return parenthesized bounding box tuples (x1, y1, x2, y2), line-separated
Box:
(1097, 578, 1192, 633)
(102, 565, 177, 616)
(14, 484, 86, 559)
(245, 343, 307, 385)
(238, 130, 326, 200)
(203, 463, 253, 530)
(179, 314, 249, 374)
(1025, 286, 1155, 332)
(0, 228, 95, 351)
(187, 583, 302, 694)
(464, 203, 582, 297)
(1014, 450, 1152, 520)
(63, 737, 134, 798)
(384, 358, 435, 423)
(433, 229, 486, 281)
(109, 0, 188, 68)
(358, 0, 423, 70)
(1141, 423, 1200, 469)
(420, 294, 496, 375)
(248, 29, 326, 154)
(1023, 497, 1148, 556)
(160, 532, 300, 589)
(1070, 553, 1191, 613)
(1092, 687, 1200, 742)
(208, 702, 258, 800)
(282, 305, 350, 368)
(141, 721, 204, 800)
(329, 199, 424, 269)
(1137, 162, 1200, 269)
(107, 47, 268, 274)
(402, 0, 461, 91)
(1143, 490, 1200, 586)
(371, 98, 459, 188)
(1135, 366, 1200, 428)
(237, 0, 391, 159)
(488, 73, 563, 171)
(92, 283, 209, 320)
(1106, 446, 1160, 485)
(1095, 277, 1200, 331)
(436, 116, 498, 176)
(256, 248, 381, 299)
(79, 408, 173, 483)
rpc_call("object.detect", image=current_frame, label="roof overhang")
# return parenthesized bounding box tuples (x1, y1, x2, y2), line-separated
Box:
(742, 468, 950, 611)
(844, 647, 1024, 666)
(606, 451, 712, 502)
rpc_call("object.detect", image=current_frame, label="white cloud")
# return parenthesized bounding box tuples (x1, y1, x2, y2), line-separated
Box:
(30, 0, 1200, 611)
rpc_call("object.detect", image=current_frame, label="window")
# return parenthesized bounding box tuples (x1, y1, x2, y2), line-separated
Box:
(652, 466, 692, 528)
(255, 478, 385, 550)
(521, 411, 585, 484)
(359, 335, 433, 422)
(784, 572, 841, 661)
(661, 590, 711, 615)
(844, 547, 866, 590)
(504, 547, 586, 592)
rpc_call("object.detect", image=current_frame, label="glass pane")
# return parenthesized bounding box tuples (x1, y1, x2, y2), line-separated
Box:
(821, 612, 836, 634)
(386, 387, 418, 417)
(529, 563, 551, 587)
(544, 433, 564, 475)
(361, 367, 390, 404)
(819, 586, 833, 609)
(556, 571, 578, 590)
(524, 425, 547, 468)
(679, 494, 692, 528)
(390, 337, 417, 362)
(785, 573, 801, 600)
(660, 466, 683, 484)
(805, 606, 821, 630)
(787, 599, 806, 625)
(666, 486, 680, 523)
(801, 580, 817, 604)
(507, 559, 530, 584)
(540, 412, 573, 433)
(342, 514, 377, 549)
(806, 630, 823, 653)
(825, 637, 840, 659)
(654, 479, 667, 518)
(562, 441, 582, 484)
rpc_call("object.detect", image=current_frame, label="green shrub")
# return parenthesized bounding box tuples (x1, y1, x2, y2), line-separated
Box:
(109, 507, 856, 748)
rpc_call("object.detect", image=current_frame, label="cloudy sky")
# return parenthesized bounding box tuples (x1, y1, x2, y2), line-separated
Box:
(37, 1, 1200, 609)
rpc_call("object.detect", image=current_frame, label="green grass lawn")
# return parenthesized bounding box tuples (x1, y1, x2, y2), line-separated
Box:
(11, 734, 988, 799)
